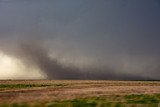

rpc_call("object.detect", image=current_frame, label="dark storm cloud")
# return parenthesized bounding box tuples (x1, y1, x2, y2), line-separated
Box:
(0, 0, 160, 80)
(17, 42, 149, 80)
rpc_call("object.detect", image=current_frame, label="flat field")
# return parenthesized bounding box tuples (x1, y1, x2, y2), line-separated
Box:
(0, 80, 160, 107)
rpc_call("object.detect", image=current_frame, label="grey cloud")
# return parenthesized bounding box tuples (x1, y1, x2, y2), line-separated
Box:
(0, 0, 160, 80)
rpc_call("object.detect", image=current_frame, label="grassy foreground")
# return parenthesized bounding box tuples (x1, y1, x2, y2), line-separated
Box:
(0, 94, 160, 107)
(0, 80, 159, 107)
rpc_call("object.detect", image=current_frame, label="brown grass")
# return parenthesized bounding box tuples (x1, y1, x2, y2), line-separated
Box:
(0, 80, 159, 104)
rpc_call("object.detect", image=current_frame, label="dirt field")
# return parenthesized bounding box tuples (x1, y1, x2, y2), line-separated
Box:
(0, 80, 160, 106)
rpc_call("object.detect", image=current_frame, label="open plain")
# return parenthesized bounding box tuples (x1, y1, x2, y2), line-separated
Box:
(0, 80, 159, 107)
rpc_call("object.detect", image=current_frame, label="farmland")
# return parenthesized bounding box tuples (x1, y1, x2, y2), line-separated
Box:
(0, 80, 159, 107)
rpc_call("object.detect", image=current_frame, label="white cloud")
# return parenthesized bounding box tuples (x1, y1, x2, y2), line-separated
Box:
(0, 52, 46, 79)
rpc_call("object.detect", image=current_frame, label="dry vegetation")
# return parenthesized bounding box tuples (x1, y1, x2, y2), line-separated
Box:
(0, 80, 159, 107)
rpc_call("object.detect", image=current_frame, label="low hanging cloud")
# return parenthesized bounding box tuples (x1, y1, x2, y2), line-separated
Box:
(0, 0, 160, 80)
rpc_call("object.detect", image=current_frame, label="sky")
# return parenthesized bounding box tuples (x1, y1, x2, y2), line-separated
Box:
(0, 0, 160, 80)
